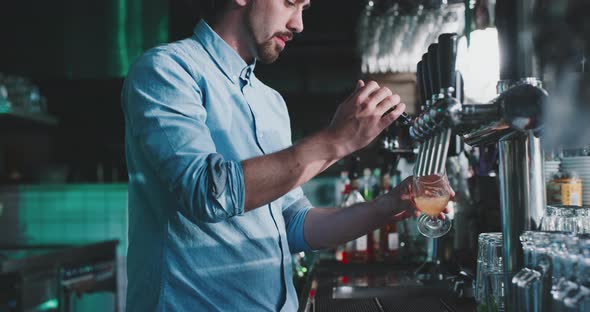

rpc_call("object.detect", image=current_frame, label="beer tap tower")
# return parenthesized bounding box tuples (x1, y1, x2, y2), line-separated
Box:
(411, 33, 461, 281)
(409, 0, 547, 308)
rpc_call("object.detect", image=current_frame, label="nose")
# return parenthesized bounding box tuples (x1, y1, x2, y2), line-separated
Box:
(287, 10, 304, 33)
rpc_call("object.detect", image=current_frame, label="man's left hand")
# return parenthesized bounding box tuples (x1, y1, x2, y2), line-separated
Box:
(375, 176, 454, 222)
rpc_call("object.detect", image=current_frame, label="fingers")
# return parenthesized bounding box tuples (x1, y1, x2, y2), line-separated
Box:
(378, 102, 406, 129)
(355, 81, 381, 105)
(374, 94, 401, 116)
(365, 87, 393, 111)
(437, 206, 451, 219)
(351, 81, 405, 119)
(342, 80, 366, 103)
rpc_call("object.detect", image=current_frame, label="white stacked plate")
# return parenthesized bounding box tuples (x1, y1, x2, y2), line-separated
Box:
(560, 156, 590, 204)
(544, 160, 561, 182)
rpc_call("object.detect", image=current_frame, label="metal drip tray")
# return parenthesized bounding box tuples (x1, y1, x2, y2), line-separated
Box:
(332, 285, 450, 299)
(303, 263, 477, 312)
(329, 268, 447, 299)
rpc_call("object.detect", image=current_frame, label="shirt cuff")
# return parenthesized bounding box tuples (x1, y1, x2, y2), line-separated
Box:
(284, 197, 315, 253)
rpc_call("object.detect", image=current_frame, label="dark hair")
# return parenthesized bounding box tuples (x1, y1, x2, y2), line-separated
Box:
(184, 0, 232, 25)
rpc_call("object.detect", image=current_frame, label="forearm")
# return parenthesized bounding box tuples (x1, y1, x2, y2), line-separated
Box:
(241, 130, 344, 211)
(302, 196, 393, 250)
(241, 79, 406, 212)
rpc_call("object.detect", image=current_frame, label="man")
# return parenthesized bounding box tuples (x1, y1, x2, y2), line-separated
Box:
(122, 0, 441, 310)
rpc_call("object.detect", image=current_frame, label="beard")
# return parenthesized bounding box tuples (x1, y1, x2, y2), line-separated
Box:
(256, 40, 282, 64)
(244, 9, 284, 64)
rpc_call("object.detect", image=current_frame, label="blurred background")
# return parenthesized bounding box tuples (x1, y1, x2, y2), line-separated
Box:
(1, 0, 589, 311)
(0, 0, 371, 186)
(0, 1, 383, 311)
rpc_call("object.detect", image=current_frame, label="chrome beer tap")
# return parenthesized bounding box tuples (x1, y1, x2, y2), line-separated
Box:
(409, 1, 549, 307)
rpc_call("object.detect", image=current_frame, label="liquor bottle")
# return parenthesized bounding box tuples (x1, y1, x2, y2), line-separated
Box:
(335, 170, 349, 207)
(340, 157, 371, 263)
(380, 223, 399, 263)
(335, 174, 351, 263)
(371, 168, 382, 200)
(361, 167, 379, 262)
(361, 168, 374, 200)
(377, 165, 400, 262)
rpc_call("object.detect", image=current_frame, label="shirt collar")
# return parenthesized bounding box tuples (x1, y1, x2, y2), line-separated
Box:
(193, 20, 257, 85)
(239, 60, 257, 86)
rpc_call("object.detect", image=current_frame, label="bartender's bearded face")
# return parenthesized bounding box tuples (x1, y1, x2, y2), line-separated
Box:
(244, 0, 310, 64)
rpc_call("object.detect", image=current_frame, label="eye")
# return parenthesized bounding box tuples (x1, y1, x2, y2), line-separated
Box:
(285, 0, 296, 7)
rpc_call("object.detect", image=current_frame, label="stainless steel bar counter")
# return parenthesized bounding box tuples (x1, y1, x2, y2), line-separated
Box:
(298, 260, 476, 312)
(0, 240, 118, 312)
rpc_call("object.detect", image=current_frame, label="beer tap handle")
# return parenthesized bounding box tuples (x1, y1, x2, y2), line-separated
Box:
(421, 53, 432, 102)
(427, 44, 440, 99)
(437, 33, 459, 93)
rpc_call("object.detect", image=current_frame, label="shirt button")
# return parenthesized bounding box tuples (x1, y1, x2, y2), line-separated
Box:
(258, 133, 264, 138)
(232, 75, 238, 81)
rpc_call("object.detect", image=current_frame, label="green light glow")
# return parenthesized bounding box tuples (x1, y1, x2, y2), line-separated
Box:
(117, 0, 129, 74)
(17, 184, 128, 256)
(35, 299, 59, 311)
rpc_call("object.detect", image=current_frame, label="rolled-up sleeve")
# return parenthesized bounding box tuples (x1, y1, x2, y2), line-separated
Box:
(122, 50, 244, 223)
(282, 187, 314, 253)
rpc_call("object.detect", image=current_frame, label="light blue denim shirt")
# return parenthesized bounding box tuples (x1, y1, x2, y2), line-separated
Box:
(122, 20, 314, 312)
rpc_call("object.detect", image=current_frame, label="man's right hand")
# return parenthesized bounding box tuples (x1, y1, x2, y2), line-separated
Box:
(241, 81, 404, 211)
(325, 80, 406, 157)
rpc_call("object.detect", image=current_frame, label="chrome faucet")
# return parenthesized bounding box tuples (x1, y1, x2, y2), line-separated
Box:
(413, 34, 459, 178)
(408, 1, 549, 309)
